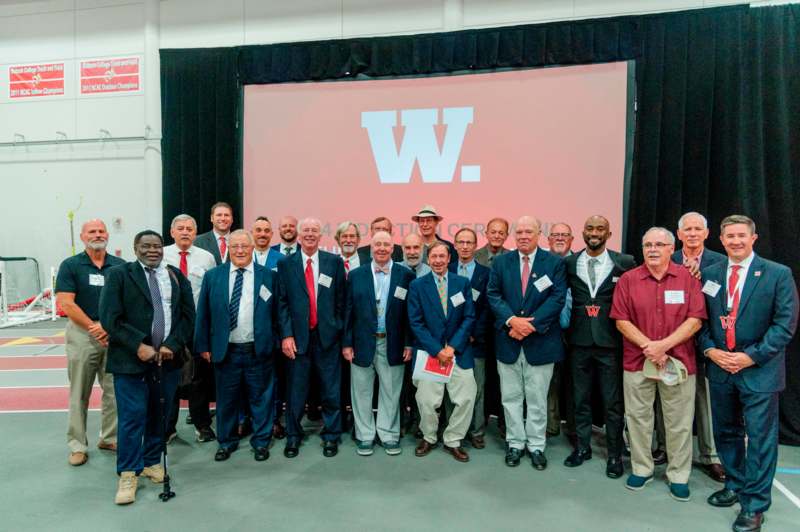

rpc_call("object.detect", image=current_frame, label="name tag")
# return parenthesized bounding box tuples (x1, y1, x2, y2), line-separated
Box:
(394, 286, 407, 300)
(612, 276, 619, 283)
(259, 285, 271, 302)
(533, 275, 553, 292)
(89, 274, 104, 287)
(450, 292, 465, 307)
(471, 288, 481, 302)
(318, 273, 332, 288)
(664, 290, 685, 304)
(702, 280, 721, 298)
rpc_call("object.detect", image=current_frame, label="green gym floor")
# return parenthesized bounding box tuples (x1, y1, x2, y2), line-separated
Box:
(1, 319, 798, 531)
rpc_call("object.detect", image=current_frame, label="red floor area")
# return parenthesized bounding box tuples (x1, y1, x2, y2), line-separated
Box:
(0, 355, 66, 370)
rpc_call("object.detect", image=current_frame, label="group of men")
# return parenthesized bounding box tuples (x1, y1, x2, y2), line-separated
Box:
(56, 203, 797, 532)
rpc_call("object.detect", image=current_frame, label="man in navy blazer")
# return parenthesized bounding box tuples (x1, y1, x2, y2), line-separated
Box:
(343, 231, 415, 456)
(670, 211, 728, 483)
(194, 230, 277, 463)
(699, 215, 798, 532)
(277, 217, 347, 458)
(449, 228, 491, 449)
(487, 216, 566, 470)
(408, 242, 476, 462)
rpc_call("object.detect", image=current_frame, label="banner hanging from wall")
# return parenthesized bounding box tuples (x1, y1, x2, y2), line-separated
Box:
(9, 63, 65, 99)
(79, 56, 141, 95)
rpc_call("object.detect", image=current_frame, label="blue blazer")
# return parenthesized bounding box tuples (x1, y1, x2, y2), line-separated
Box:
(277, 250, 346, 353)
(407, 272, 475, 369)
(671, 247, 726, 270)
(699, 254, 798, 393)
(487, 248, 567, 366)
(450, 262, 491, 359)
(194, 262, 277, 362)
(254, 248, 282, 271)
(343, 263, 415, 367)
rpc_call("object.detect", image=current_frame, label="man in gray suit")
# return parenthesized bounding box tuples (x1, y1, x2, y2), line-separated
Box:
(194, 202, 234, 265)
(475, 217, 510, 268)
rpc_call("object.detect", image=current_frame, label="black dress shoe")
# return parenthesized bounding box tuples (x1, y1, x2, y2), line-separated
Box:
(707, 488, 738, 507)
(214, 448, 232, 461)
(505, 447, 523, 467)
(564, 448, 592, 467)
(284, 442, 299, 458)
(652, 449, 667, 465)
(700, 463, 727, 483)
(732, 511, 763, 532)
(254, 447, 270, 462)
(531, 450, 547, 470)
(322, 441, 338, 457)
(606, 457, 624, 478)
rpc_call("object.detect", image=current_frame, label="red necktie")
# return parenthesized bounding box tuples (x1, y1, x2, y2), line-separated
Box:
(306, 258, 318, 329)
(218, 236, 227, 259)
(726, 265, 742, 350)
(179, 251, 188, 277)
(344, 259, 350, 279)
(521, 255, 530, 296)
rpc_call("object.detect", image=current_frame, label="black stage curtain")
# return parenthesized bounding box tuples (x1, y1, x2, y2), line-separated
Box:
(161, 4, 800, 443)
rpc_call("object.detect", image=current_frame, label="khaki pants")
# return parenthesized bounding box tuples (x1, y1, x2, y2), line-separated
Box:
(498, 354, 554, 453)
(624, 370, 695, 483)
(350, 338, 404, 444)
(415, 364, 476, 447)
(66, 321, 117, 452)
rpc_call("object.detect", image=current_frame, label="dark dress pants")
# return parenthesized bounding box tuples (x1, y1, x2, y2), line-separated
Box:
(114, 366, 179, 474)
(571, 345, 624, 457)
(710, 373, 780, 514)
(188, 357, 215, 429)
(286, 329, 342, 443)
(214, 343, 275, 450)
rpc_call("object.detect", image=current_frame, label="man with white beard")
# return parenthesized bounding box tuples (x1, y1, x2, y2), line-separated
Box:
(336, 221, 361, 277)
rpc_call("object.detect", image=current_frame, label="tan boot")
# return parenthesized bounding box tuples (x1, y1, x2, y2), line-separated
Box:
(68, 452, 88, 466)
(142, 464, 165, 483)
(115, 472, 138, 505)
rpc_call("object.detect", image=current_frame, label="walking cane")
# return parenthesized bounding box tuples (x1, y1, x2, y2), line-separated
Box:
(158, 357, 176, 502)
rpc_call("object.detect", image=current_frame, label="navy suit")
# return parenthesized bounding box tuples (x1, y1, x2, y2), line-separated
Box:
(254, 248, 282, 271)
(487, 248, 567, 365)
(277, 250, 346, 443)
(699, 254, 798, 513)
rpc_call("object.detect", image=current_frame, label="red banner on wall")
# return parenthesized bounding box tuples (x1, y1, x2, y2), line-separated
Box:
(9, 63, 65, 98)
(80, 57, 140, 94)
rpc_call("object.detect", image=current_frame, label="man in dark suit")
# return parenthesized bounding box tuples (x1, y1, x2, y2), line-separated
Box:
(194, 230, 277, 463)
(699, 215, 798, 532)
(475, 217, 510, 268)
(356, 216, 404, 264)
(449, 228, 491, 449)
(411, 205, 457, 266)
(270, 215, 299, 256)
(194, 201, 234, 265)
(671, 211, 727, 483)
(409, 242, 476, 462)
(563, 215, 635, 478)
(99, 230, 195, 505)
(277, 217, 346, 458)
(487, 216, 566, 470)
(343, 231, 415, 456)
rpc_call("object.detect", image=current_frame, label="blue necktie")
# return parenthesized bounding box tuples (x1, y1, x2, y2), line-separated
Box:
(146, 268, 165, 349)
(229, 268, 244, 330)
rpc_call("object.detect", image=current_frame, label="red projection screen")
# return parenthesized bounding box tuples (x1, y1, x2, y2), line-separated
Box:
(243, 62, 631, 253)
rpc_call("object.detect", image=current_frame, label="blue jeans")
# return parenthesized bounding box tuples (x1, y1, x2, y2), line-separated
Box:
(113, 366, 179, 474)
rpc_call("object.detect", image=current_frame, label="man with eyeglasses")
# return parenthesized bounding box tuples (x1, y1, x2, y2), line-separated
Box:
(610, 227, 706, 502)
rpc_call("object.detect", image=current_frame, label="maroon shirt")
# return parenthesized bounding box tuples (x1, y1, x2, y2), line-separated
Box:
(610, 262, 707, 374)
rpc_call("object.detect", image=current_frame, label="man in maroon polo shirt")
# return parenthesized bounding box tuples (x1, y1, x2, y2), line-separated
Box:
(610, 227, 706, 502)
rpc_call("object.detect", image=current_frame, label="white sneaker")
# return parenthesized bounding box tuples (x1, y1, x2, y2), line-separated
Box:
(115, 472, 138, 505)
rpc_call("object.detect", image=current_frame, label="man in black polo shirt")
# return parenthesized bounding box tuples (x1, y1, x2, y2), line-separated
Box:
(56, 219, 125, 466)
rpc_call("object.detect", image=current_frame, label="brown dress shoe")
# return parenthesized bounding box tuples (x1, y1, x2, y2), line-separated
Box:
(444, 445, 470, 462)
(415, 440, 437, 457)
(702, 463, 727, 483)
(97, 441, 117, 452)
(468, 434, 485, 449)
(69, 452, 88, 466)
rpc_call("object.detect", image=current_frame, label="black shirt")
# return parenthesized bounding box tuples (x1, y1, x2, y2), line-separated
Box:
(55, 251, 125, 320)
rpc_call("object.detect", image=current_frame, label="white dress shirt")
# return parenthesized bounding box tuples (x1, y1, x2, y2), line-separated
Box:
(726, 252, 755, 309)
(576, 249, 613, 298)
(229, 262, 255, 343)
(163, 244, 216, 305)
(342, 253, 360, 272)
(253, 248, 270, 267)
(301, 250, 320, 302)
(138, 261, 172, 339)
(280, 242, 298, 256)
(518, 248, 537, 278)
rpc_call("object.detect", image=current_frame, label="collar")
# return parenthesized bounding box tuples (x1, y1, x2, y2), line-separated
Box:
(254, 247, 269, 255)
(138, 260, 165, 273)
(372, 259, 393, 274)
(639, 261, 680, 280)
(727, 252, 755, 270)
(519, 247, 537, 262)
(213, 230, 229, 241)
(681, 246, 704, 263)
(79, 249, 111, 266)
(433, 271, 448, 283)
(457, 259, 475, 269)
(301, 250, 319, 264)
(231, 261, 255, 274)
(282, 242, 297, 251)
(582, 248, 609, 263)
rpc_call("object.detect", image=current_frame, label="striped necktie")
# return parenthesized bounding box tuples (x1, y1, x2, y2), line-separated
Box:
(437, 274, 448, 317)
(229, 268, 244, 330)
(146, 268, 165, 349)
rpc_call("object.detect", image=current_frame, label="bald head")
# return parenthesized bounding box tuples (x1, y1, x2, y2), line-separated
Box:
(582, 215, 611, 254)
(515, 216, 541, 254)
(371, 230, 393, 266)
(402, 233, 424, 266)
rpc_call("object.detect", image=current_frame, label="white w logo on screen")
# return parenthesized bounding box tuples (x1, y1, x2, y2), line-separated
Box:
(361, 107, 480, 184)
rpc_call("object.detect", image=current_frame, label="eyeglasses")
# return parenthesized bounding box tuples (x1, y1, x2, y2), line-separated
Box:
(549, 233, 572, 239)
(229, 244, 251, 251)
(642, 242, 670, 249)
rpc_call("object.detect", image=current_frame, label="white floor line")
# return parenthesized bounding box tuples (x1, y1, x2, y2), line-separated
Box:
(774, 478, 800, 510)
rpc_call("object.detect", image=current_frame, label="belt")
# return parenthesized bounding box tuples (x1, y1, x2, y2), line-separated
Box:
(375, 332, 387, 338)
(228, 342, 255, 353)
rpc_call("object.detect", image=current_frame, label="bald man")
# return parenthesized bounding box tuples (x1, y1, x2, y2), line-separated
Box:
(56, 219, 126, 466)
